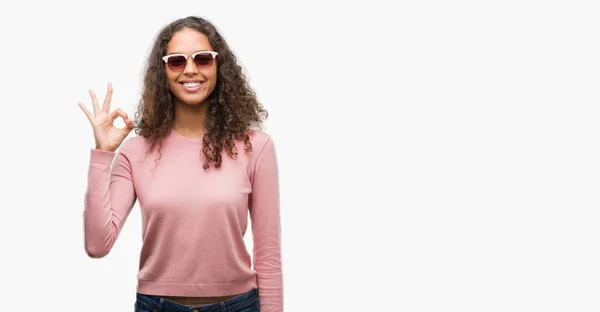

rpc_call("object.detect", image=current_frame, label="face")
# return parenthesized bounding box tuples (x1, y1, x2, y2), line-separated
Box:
(164, 27, 218, 106)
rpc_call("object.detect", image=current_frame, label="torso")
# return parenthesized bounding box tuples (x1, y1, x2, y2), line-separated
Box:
(123, 130, 270, 303)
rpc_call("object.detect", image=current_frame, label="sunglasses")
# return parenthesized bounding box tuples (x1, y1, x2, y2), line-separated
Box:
(162, 51, 219, 71)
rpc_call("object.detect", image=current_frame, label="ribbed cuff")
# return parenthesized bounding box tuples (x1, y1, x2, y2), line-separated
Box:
(90, 148, 116, 165)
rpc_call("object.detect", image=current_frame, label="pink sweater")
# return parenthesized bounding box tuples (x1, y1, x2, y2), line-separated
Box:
(83, 129, 283, 312)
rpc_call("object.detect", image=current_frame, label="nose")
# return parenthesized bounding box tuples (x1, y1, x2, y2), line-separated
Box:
(183, 56, 198, 75)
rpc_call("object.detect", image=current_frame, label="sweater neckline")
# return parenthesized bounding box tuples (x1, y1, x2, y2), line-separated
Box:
(168, 128, 204, 144)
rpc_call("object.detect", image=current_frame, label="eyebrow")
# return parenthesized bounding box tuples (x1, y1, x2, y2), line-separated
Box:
(166, 49, 209, 55)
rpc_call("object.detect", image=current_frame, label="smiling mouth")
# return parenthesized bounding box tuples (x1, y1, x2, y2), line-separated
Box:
(180, 81, 205, 92)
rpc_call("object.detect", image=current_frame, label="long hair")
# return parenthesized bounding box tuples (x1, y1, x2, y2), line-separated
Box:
(133, 16, 268, 169)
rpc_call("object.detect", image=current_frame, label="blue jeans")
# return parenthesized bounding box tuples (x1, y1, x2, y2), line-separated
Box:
(135, 288, 260, 312)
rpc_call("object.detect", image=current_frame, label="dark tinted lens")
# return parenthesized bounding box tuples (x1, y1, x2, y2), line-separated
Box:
(194, 53, 213, 67)
(167, 56, 187, 71)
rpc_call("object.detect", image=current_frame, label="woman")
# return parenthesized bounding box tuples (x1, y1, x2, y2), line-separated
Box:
(79, 16, 283, 312)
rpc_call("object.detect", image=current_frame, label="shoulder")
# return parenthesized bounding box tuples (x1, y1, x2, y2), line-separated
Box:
(245, 129, 278, 174)
(247, 129, 276, 156)
(248, 129, 272, 145)
(115, 135, 148, 157)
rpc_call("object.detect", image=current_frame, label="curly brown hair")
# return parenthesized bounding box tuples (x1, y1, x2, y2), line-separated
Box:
(133, 16, 268, 169)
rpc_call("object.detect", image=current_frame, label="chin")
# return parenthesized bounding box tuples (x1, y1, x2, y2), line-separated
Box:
(177, 95, 209, 106)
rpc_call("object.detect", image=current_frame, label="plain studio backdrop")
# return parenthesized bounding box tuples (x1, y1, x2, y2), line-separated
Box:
(0, 1, 599, 311)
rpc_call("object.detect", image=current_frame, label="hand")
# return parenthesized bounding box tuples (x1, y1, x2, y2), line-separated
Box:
(78, 83, 134, 152)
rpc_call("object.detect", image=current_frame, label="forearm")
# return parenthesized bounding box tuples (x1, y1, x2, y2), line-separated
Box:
(83, 147, 136, 258)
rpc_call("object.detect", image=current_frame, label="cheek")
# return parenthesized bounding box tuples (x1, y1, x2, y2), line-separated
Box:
(166, 71, 179, 83)
(205, 66, 218, 79)
(166, 74, 180, 91)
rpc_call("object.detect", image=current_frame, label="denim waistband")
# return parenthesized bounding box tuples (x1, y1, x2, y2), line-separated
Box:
(135, 288, 258, 312)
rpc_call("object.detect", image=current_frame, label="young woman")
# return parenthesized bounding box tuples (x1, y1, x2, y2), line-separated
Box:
(79, 16, 283, 312)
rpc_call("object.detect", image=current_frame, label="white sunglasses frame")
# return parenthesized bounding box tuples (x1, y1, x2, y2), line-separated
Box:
(162, 51, 219, 68)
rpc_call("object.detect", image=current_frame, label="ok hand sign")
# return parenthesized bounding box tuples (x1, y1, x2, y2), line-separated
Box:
(78, 83, 134, 152)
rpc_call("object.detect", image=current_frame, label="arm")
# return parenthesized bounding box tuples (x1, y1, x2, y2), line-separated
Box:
(250, 136, 283, 312)
(83, 139, 137, 258)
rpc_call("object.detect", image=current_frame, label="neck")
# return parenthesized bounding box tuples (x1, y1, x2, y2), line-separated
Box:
(172, 100, 208, 138)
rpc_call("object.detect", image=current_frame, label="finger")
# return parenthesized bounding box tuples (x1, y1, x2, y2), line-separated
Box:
(124, 117, 135, 129)
(78, 103, 93, 124)
(110, 108, 128, 121)
(102, 82, 113, 113)
(122, 119, 135, 135)
(89, 90, 100, 115)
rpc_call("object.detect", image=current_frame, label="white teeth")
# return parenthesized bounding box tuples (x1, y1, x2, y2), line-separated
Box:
(183, 82, 201, 87)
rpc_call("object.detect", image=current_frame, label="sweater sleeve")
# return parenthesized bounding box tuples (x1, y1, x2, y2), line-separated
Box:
(83, 139, 137, 258)
(250, 136, 283, 312)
